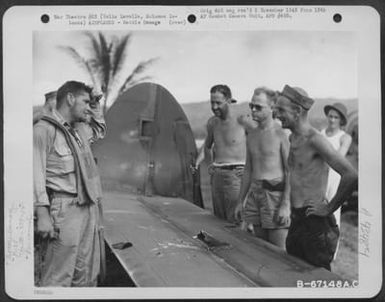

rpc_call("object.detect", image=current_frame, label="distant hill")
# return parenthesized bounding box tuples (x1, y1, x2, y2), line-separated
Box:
(181, 98, 358, 139)
(34, 97, 358, 140)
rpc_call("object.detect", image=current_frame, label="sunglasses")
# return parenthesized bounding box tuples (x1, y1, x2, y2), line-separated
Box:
(249, 103, 267, 111)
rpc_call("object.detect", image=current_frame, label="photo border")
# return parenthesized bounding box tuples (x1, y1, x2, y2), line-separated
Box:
(1, 0, 384, 301)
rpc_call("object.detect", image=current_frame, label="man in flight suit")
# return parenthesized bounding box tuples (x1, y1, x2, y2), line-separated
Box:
(34, 81, 106, 286)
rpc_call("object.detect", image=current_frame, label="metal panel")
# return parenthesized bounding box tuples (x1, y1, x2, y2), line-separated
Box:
(103, 191, 341, 287)
(93, 83, 203, 206)
(103, 191, 257, 287)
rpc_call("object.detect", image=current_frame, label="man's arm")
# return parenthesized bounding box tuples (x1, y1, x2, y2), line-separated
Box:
(238, 146, 252, 205)
(88, 97, 107, 143)
(235, 142, 252, 220)
(195, 144, 205, 168)
(275, 132, 291, 225)
(76, 94, 106, 144)
(237, 114, 257, 133)
(195, 118, 215, 168)
(307, 134, 358, 217)
(33, 124, 55, 238)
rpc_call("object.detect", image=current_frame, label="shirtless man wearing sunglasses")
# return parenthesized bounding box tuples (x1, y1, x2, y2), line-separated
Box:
(235, 87, 290, 249)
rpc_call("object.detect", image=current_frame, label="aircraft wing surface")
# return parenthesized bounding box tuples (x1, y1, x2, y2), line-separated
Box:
(103, 191, 341, 287)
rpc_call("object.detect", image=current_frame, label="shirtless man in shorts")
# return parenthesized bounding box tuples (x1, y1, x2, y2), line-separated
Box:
(235, 87, 290, 249)
(274, 85, 358, 270)
(194, 84, 248, 223)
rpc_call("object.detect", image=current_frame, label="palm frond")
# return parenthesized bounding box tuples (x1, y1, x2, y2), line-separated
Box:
(112, 34, 132, 76)
(84, 31, 101, 60)
(98, 32, 109, 55)
(119, 75, 153, 95)
(57, 46, 97, 85)
(58, 46, 87, 69)
(107, 36, 120, 97)
(132, 57, 158, 75)
(57, 45, 102, 88)
(84, 60, 101, 89)
(61, 31, 158, 110)
(97, 32, 111, 92)
(120, 57, 159, 90)
(119, 58, 158, 94)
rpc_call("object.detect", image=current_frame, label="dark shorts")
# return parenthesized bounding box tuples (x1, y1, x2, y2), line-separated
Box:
(286, 207, 340, 271)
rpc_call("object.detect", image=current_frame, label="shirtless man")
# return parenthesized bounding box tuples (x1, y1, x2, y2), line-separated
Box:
(274, 85, 357, 270)
(194, 84, 247, 223)
(235, 87, 290, 249)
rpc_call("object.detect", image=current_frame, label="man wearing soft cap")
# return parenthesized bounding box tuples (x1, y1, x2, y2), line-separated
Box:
(274, 84, 357, 270)
(194, 84, 252, 223)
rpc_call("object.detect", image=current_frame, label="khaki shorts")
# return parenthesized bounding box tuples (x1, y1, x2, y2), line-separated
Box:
(242, 178, 289, 229)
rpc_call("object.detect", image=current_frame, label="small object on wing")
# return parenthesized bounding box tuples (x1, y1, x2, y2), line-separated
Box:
(194, 230, 230, 248)
(112, 241, 133, 250)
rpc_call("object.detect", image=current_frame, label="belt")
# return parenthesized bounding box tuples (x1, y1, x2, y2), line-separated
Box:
(261, 179, 285, 192)
(214, 165, 244, 170)
(49, 191, 78, 199)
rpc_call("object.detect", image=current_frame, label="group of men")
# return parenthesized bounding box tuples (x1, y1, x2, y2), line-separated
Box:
(33, 80, 357, 287)
(194, 84, 357, 271)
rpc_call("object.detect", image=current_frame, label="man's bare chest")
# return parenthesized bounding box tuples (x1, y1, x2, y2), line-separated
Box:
(213, 122, 245, 145)
(249, 131, 281, 158)
(288, 137, 320, 170)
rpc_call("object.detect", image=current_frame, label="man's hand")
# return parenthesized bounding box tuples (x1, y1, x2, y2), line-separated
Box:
(234, 202, 243, 221)
(274, 204, 290, 225)
(36, 207, 56, 239)
(305, 200, 331, 217)
(240, 220, 251, 232)
(89, 91, 104, 112)
(36, 216, 55, 239)
(207, 164, 215, 176)
(190, 164, 199, 175)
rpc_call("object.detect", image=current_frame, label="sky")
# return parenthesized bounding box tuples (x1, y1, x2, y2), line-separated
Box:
(33, 30, 357, 106)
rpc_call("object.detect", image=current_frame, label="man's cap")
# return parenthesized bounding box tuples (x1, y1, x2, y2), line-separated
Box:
(280, 85, 314, 110)
(45, 90, 57, 101)
(324, 102, 348, 126)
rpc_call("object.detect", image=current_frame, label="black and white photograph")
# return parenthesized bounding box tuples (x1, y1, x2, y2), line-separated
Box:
(3, 5, 382, 300)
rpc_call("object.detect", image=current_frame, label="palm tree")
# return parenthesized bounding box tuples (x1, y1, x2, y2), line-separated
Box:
(58, 31, 158, 113)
